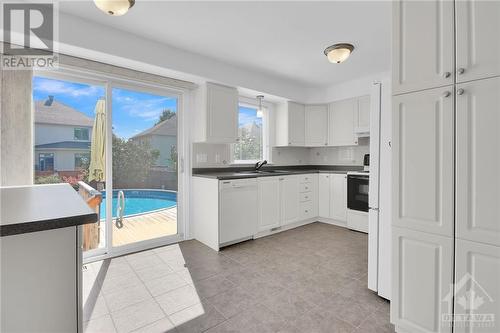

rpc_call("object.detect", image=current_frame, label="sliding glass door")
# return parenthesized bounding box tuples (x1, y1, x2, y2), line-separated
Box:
(33, 70, 184, 261)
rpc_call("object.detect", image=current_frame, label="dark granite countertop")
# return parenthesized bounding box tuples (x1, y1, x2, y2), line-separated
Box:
(1, 184, 98, 237)
(192, 165, 364, 180)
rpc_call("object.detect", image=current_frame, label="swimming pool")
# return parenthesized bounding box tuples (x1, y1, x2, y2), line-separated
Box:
(100, 189, 177, 219)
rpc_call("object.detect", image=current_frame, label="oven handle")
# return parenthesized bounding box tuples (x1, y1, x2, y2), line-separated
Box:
(347, 175, 369, 180)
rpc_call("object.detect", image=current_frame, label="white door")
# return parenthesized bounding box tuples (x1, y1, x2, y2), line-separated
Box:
(288, 102, 305, 146)
(392, 86, 454, 237)
(391, 226, 453, 333)
(456, 77, 500, 247)
(392, 0, 454, 94)
(257, 177, 281, 232)
(280, 176, 300, 226)
(456, 0, 500, 83)
(318, 174, 331, 218)
(207, 83, 238, 143)
(328, 98, 358, 146)
(454, 239, 500, 333)
(330, 174, 347, 221)
(305, 104, 328, 146)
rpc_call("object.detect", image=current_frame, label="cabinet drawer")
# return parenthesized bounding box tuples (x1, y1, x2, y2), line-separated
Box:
(300, 192, 312, 202)
(300, 183, 312, 192)
(300, 201, 314, 219)
(298, 174, 313, 184)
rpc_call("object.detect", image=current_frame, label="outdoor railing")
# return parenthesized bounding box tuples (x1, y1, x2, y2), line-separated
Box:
(78, 181, 102, 251)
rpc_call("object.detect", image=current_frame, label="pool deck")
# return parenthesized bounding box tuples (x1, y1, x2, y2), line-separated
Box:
(112, 207, 177, 247)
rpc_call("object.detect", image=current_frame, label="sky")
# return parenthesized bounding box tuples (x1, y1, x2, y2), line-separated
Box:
(33, 76, 177, 139)
(239, 106, 262, 127)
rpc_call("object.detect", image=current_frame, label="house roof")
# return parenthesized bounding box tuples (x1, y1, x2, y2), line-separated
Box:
(34, 97, 94, 127)
(131, 114, 177, 139)
(35, 141, 91, 150)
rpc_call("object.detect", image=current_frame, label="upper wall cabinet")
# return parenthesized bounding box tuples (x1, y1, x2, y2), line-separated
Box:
(392, 86, 454, 237)
(305, 104, 328, 146)
(355, 95, 370, 136)
(392, 0, 455, 95)
(275, 102, 305, 146)
(193, 82, 238, 143)
(456, 0, 500, 83)
(328, 98, 359, 146)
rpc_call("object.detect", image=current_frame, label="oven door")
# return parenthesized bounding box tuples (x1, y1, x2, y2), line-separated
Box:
(347, 174, 369, 212)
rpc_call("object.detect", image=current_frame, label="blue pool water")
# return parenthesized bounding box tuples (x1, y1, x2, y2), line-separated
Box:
(100, 190, 177, 219)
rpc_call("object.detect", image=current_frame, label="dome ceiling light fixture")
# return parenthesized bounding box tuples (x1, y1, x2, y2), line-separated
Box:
(324, 43, 355, 64)
(94, 0, 135, 16)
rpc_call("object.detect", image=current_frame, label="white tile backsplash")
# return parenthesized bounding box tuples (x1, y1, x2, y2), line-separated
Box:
(309, 138, 370, 166)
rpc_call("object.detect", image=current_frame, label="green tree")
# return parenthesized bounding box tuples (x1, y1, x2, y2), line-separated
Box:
(112, 134, 159, 187)
(155, 109, 176, 125)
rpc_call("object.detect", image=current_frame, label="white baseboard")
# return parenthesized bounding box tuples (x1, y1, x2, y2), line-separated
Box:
(253, 218, 317, 239)
(317, 217, 348, 228)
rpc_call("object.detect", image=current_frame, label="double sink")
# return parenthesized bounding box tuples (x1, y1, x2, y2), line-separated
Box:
(233, 170, 290, 176)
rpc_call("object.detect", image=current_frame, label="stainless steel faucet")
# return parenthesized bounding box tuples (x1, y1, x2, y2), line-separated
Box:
(255, 160, 268, 171)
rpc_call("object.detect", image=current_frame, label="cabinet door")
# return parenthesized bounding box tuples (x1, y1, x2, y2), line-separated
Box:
(280, 176, 300, 226)
(330, 174, 347, 221)
(288, 102, 305, 146)
(392, 0, 454, 94)
(305, 104, 328, 146)
(392, 86, 454, 237)
(257, 177, 281, 232)
(207, 83, 238, 143)
(456, 77, 500, 246)
(454, 239, 500, 333)
(456, 0, 500, 83)
(356, 95, 370, 133)
(328, 98, 358, 146)
(318, 174, 331, 218)
(391, 227, 453, 333)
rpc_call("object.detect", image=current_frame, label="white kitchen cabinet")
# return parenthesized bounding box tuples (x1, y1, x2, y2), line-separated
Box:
(454, 239, 500, 333)
(355, 95, 370, 136)
(258, 177, 281, 232)
(318, 174, 331, 218)
(392, 86, 454, 237)
(305, 104, 328, 146)
(391, 227, 453, 333)
(456, 0, 500, 83)
(456, 77, 500, 247)
(392, 0, 454, 95)
(330, 174, 347, 222)
(328, 98, 359, 146)
(298, 174, 318, 220)
(275, 101, 305, 146)
(193, 82, 238, 143)
(280, 175, 300, 226)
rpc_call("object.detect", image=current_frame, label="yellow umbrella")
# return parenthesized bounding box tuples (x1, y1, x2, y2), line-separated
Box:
(89, 98, 106, 183)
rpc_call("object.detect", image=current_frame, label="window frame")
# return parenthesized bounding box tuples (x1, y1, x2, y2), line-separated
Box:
(38, 153, 55, 171)
(74, 152, 90, 170)
(74, 127, 90, 141)
(231, 98, 270, 165)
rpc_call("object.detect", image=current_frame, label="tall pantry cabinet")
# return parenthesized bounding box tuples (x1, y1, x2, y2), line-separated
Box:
(391, 1, 500, 333)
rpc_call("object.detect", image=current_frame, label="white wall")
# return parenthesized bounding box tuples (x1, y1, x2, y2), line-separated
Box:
(35, 124, 92, 145)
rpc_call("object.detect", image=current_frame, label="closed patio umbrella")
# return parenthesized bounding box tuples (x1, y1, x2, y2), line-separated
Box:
(88, 98, 106, 183)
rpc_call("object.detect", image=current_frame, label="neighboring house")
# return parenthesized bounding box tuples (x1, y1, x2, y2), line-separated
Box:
(34, 96, 93, 176)
(239, 121, 262, 139)
(131, 114, 177, 168)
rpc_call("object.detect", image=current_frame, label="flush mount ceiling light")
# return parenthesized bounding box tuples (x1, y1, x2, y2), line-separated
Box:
(94, 0, 135, 16)
(256, 95, 264, 118)
(324, 43, 355, 63)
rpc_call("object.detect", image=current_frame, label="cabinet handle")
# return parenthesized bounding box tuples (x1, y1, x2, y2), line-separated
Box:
(457, 68, 465, 75)
(457, 88, 465, 95)
(279, 178, 284, 181)
(443, 71, 451, 78)
(288, 142, 292, 145)
(324, 143, 328, 146)
(442, 91, 451, 98)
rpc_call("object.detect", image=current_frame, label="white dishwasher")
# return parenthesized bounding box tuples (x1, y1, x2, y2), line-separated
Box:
(219, 178, 258, 247)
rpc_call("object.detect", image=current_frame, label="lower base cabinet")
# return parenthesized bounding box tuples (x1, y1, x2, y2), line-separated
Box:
(318, 173, 347, 222)
(391, 226, 453, 333)
(454, 239, 500, 333)
(258, 177, 281, 232)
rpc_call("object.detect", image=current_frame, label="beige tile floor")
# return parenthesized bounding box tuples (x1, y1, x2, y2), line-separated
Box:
(83, 222, 394, 333)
